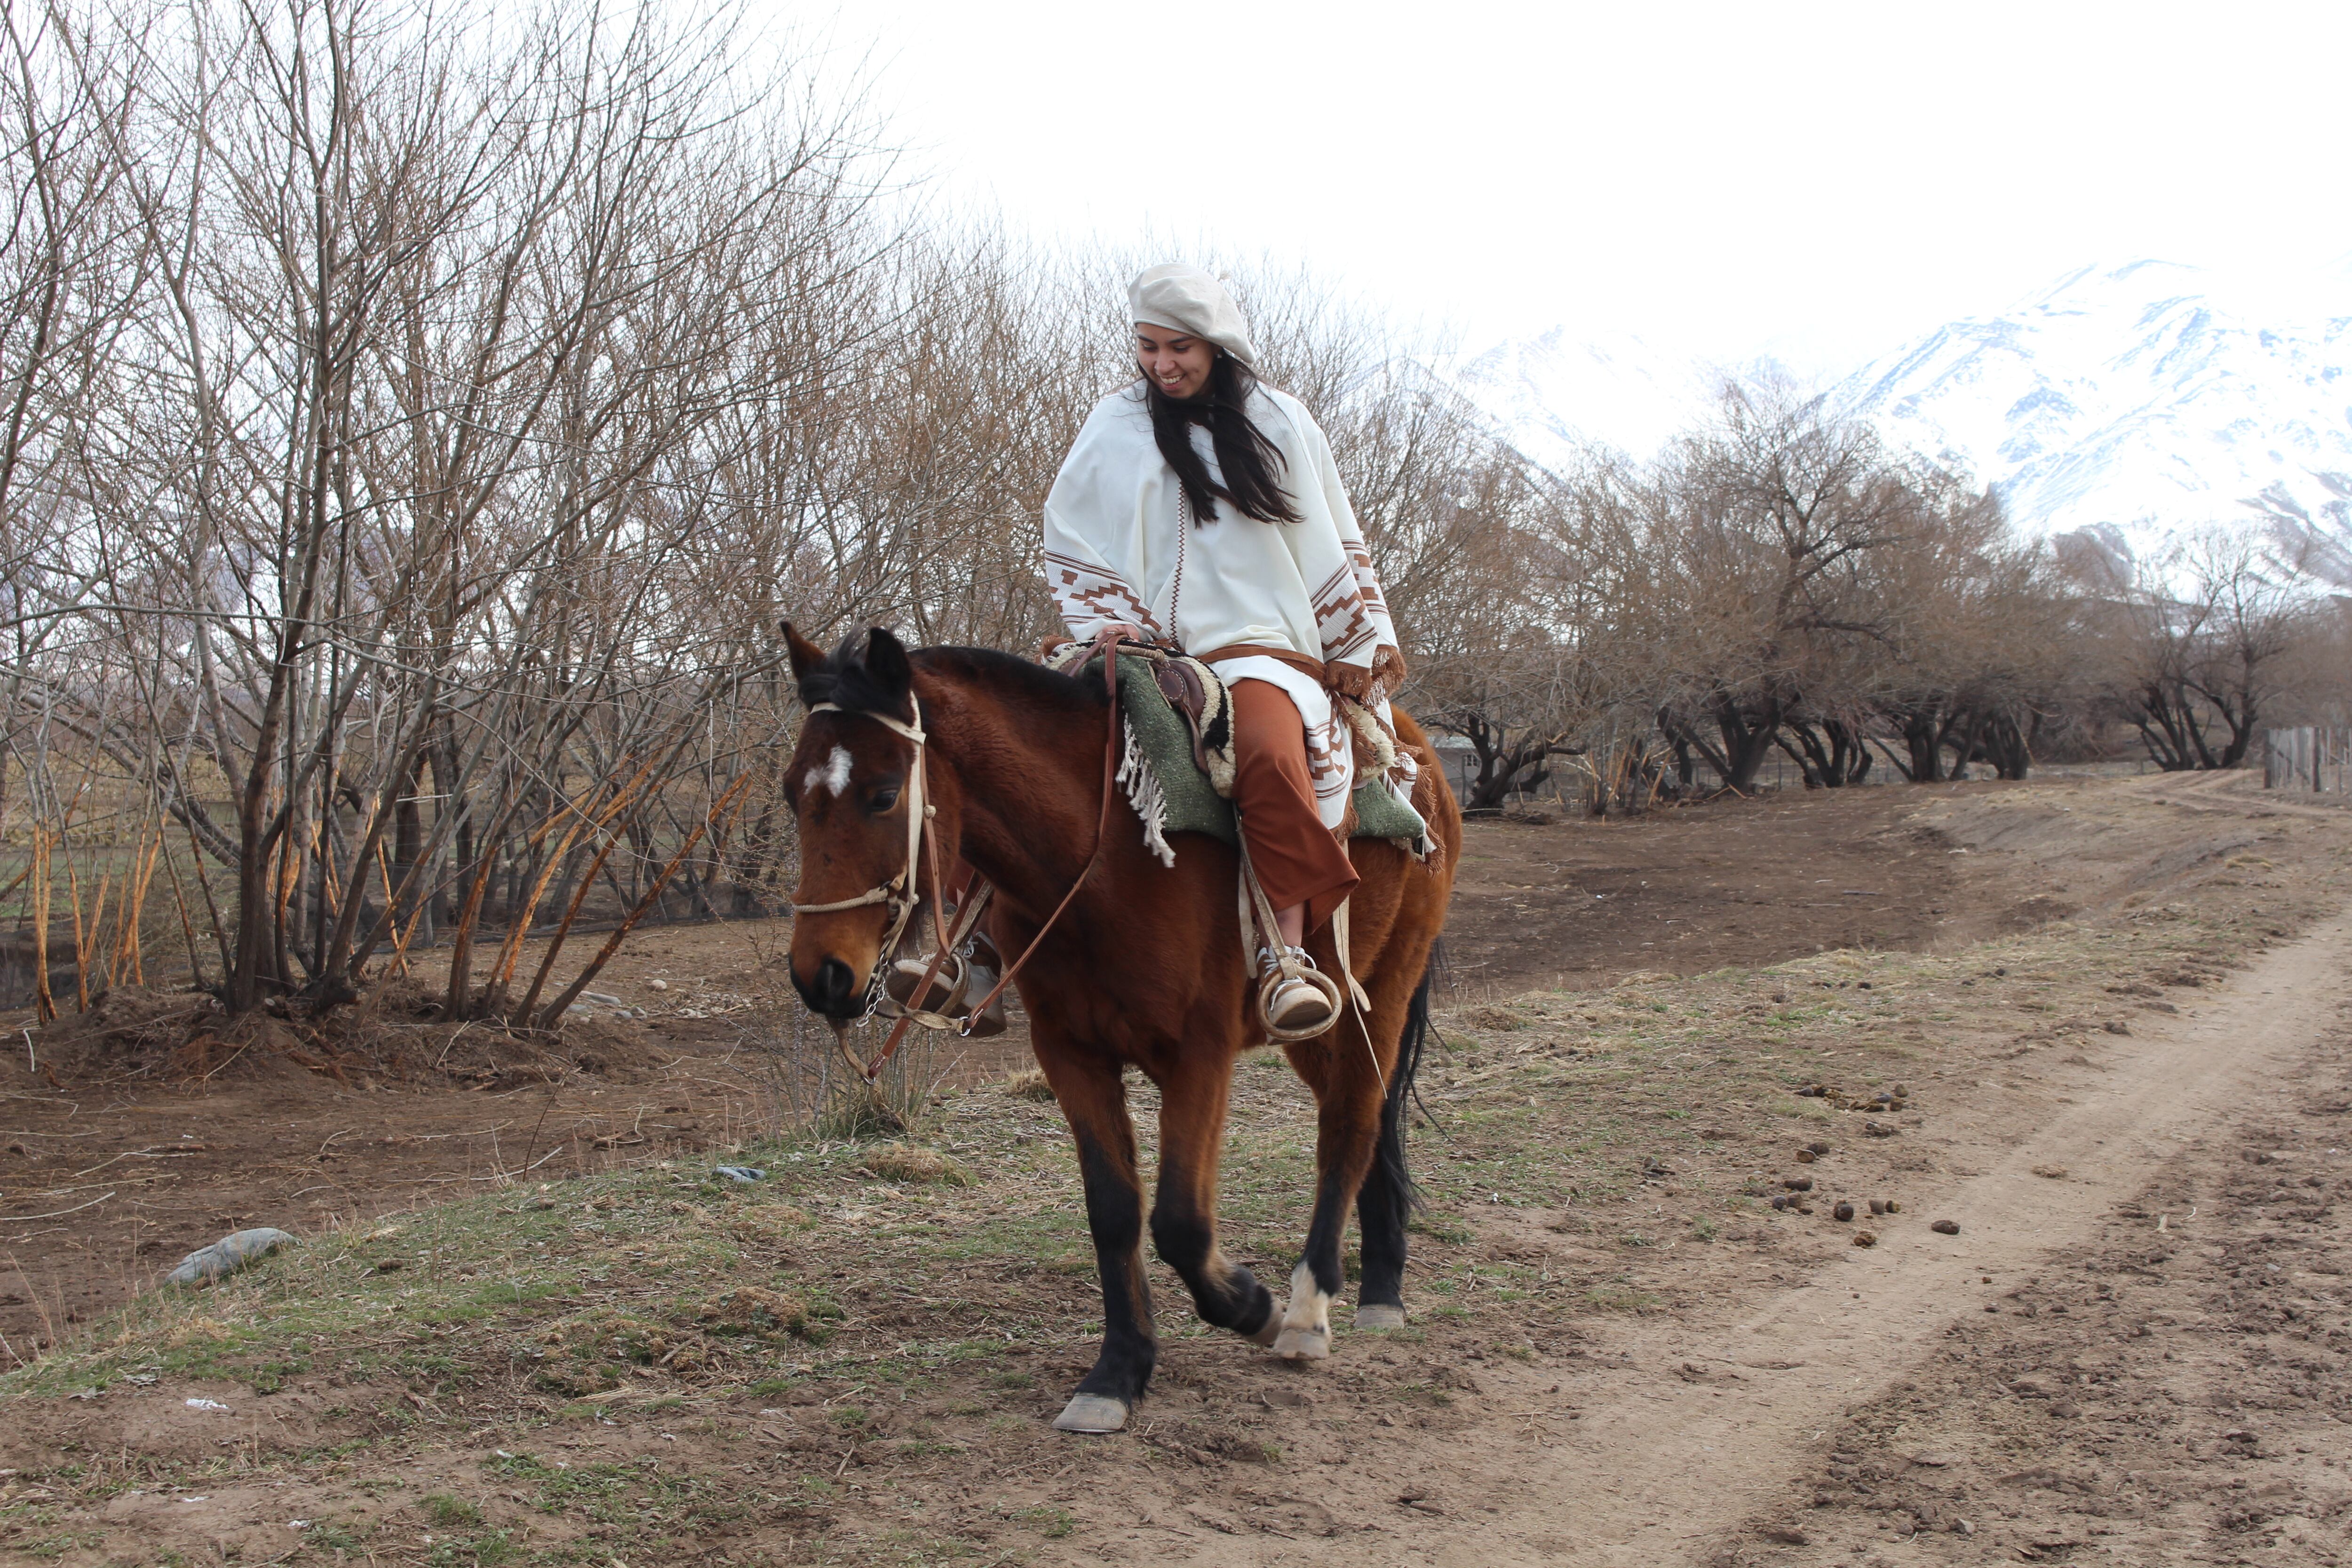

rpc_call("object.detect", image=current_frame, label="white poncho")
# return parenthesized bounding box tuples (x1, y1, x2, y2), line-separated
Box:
(1042, 381, 1407, 827)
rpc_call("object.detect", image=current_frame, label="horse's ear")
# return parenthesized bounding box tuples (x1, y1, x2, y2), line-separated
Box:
(862, 627, 913, 702)
(782, 621, 826, 692)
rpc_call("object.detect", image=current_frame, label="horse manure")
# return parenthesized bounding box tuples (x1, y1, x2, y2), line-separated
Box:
(1852, 1231, 1877, 1247)
(1868, 1198, 1887, 1216)
(1863, 1122, 1898, 1138)
(1884, 1199, 1901, 1214)
(1931, 1219, 1961, 1235)
(1783, 1176, 1813, 1192)
(1832, 1202, 1855, 1222)
(1795, 1149, 1817, 1163)
(1805, 1140, 1832, 1155)
(1770, 1195, 1790, 1210)
(1794, 1202, 1814, 1215)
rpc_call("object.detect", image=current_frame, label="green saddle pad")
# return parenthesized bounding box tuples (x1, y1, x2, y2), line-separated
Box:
(1079, 651, 1428, 856)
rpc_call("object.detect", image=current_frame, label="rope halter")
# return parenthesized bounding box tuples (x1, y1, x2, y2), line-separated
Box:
(787, 698, 933, 1022)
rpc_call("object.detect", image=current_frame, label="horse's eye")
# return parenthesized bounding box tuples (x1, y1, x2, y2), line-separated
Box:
(868, 785, 900, 813)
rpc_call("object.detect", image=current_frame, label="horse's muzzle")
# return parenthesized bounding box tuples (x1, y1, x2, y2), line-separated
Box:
(794, 956, 866, 1020)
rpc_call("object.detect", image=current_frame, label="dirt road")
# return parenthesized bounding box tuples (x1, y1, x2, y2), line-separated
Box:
(1151, 909, 2352, 1568)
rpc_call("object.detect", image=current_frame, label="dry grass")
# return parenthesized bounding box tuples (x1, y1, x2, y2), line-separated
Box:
(858, 1143, 973, 1186)
(1000, 1066, 1057, 1101)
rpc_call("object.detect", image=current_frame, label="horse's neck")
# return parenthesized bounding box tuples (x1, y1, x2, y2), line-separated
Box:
(922, 670, 1108, 911)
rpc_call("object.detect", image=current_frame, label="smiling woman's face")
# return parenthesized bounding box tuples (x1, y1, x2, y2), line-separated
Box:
(1136, 325, 1216, 400)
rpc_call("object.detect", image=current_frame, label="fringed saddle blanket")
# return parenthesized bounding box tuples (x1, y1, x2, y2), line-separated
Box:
(1047, 645, 1430, 868)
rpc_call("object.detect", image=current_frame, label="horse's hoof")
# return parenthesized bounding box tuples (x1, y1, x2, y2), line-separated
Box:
(1247, 1300, 1285, 1347)
(1355, 1303, 1408, 1330)
(1050, 1394, 1130, 1433)
(1273, 1326, 1331, 1360)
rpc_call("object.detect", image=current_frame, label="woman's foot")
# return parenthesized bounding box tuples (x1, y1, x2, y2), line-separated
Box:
(885, 948, 963, 1017)
(958, 932, 1009, 1038)
(884, 927, 1007, 1036)
(1258, 947, 1340, 1037)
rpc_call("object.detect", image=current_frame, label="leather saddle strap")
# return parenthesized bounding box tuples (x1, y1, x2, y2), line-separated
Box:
(1236, 816, 1379, 1081)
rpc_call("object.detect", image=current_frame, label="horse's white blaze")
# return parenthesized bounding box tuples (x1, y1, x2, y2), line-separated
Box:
(817, 745, 853, 797)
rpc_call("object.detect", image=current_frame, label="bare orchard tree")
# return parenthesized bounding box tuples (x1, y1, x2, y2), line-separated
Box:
(2090, 531, 2322, 771)
(22, 0, 906, 1016)
(0, 0, 153, 862)
(1640, 381, 1921, 792)
(1851, 472, 2064, 783)
(1356, 393, 1583, 808)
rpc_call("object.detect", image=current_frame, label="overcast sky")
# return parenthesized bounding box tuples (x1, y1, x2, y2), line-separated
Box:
(834, 0, 2351, 376)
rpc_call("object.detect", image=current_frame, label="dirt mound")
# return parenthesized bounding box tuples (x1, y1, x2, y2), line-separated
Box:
(19, 979, 671, 1091)
(26, 986, 229, 1082)
(305, 978, 672, 1089)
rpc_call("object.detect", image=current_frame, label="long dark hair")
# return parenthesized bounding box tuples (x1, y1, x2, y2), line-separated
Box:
(1143, 353, 1303, 526)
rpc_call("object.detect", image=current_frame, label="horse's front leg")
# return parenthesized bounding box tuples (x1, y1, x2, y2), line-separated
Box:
(1150, 1049, 1282, 1347)
(1033, 1031, 1155, 1433)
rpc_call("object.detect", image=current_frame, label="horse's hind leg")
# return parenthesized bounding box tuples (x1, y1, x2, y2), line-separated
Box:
(1277, 946, 1435, 1355)
(1150, 1049, 1282, 1347)
(1274, 1020, 1390, 1360)
(1033, 1032, 1155, 1433)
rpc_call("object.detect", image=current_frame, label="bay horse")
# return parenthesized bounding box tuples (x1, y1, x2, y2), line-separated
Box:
(779, 624, 1460, 1433)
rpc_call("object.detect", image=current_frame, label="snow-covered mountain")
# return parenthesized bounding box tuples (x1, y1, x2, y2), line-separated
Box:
(1452, 327, 1718, 471)
(1460, 260, 2352, 587)
(1830, 260, 2352, 584)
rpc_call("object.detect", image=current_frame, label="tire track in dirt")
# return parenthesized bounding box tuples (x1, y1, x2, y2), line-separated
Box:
(1101, 907, 2352, 1568)
(2121, 769, 2350, 824)
(1725, 1011, 2352, 1565)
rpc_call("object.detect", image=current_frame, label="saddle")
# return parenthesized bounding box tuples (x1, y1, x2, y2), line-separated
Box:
(1043, 640, 1429, 866)
(1142, 655, 1236, 792)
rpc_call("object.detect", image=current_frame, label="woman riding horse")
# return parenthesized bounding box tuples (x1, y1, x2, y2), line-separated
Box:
(1042, 265, 1414, 1038)
(780, 267, 1457, 1436)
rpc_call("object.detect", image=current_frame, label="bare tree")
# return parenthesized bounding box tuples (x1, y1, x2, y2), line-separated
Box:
(2090, 532, 2320, 771)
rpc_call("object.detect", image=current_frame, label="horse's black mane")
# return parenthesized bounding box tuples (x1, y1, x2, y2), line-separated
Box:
(796, 630, 1104, 718)
(914, 645, 1105, 708)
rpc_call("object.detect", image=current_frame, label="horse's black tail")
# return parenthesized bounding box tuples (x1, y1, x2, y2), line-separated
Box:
(1356, 945, 1436, 1313)
(1371, 944, 1437, 1219)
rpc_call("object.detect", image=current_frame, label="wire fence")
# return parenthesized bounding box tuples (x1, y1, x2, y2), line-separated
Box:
(2264, 727, 2352, 795)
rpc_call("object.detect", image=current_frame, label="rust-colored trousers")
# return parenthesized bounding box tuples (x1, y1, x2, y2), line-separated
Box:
(1230, 679, 1359, 935)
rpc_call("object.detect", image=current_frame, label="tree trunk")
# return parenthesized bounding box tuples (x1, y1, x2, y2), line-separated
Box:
(1901, 712, 1944, 782)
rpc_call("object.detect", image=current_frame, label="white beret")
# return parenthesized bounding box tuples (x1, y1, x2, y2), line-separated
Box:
(1128, 264, 1258, 369)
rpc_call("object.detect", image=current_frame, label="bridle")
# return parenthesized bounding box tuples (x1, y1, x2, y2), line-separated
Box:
(787, 699, 933, 1027)
(789, 627, 1128, 1081)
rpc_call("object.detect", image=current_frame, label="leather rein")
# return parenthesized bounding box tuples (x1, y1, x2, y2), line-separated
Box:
(791, 627, 1128, 1082)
